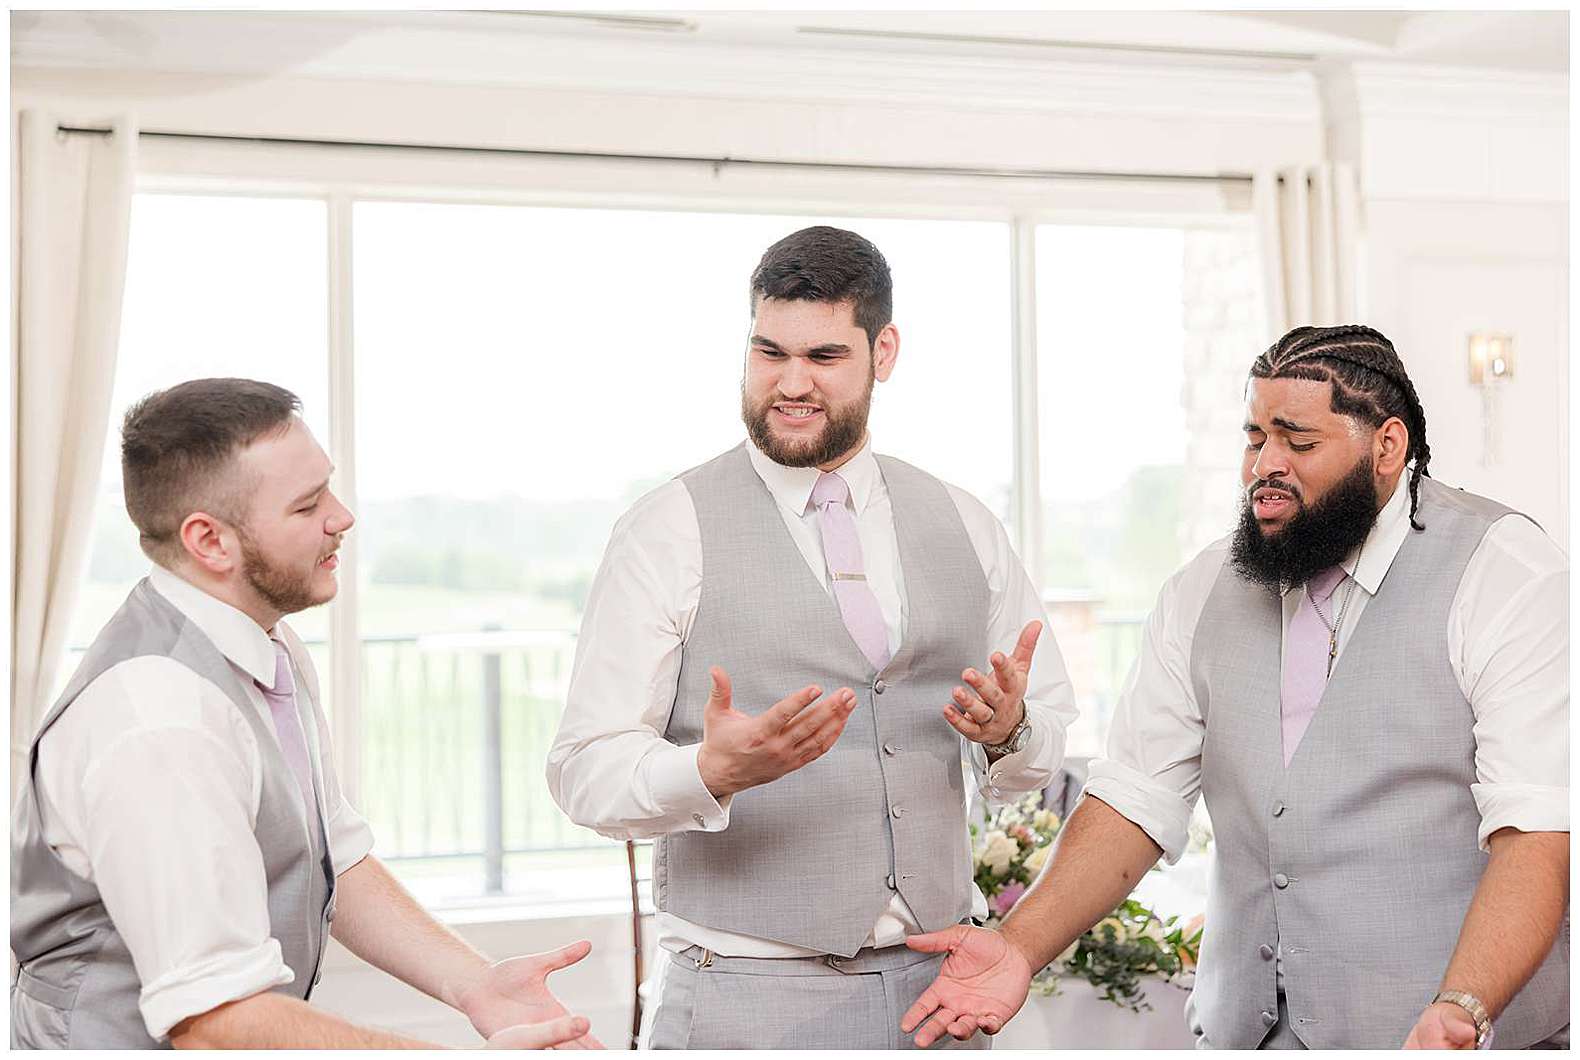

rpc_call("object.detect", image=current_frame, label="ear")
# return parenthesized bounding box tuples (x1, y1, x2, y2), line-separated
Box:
(1373, 415, 1410, 479)
(178, 511, 241, 576)
(872, 322, 900, 383)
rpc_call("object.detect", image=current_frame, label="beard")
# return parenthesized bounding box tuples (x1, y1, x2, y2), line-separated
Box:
(1229, 456, 1381, 592)
(740, 363, 875, 468)
(237, 525, 336, 616)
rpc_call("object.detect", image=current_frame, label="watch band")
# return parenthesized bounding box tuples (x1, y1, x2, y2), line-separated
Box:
(1431, 990, 1493, 1048)
(985, 706, 1030, 757)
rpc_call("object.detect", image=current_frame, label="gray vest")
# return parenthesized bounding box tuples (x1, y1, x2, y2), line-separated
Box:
(657, 444, 987, 957)
(10, 579, 336, 1048)
(1188, 478, 1569, 1048)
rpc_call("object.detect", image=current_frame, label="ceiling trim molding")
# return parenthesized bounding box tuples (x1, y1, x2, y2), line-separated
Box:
(13, 12, 1324, 125)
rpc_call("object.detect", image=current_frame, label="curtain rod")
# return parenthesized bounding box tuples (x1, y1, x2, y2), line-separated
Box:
(56, 125, 1256, 186)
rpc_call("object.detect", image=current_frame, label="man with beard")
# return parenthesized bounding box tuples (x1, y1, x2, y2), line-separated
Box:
(901, 324, 1568, 1049)
(12, 379, 598, 1049)
(547, 226, 1077, 1049)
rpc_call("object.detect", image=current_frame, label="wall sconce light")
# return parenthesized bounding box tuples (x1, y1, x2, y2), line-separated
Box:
(1467, 332, 1514, 466)
(1468, 332, 1515, 384)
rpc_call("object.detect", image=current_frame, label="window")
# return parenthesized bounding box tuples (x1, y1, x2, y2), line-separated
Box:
(1036, 223, 1264, 755)
(71, 193, 332, 695)
(352, 203, 1011, 902)
(72, 169, 1256, 906)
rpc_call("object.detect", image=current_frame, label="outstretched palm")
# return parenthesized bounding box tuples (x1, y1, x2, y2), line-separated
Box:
(901, 926, 1033, 1047)
(459, 941, 605, 1049)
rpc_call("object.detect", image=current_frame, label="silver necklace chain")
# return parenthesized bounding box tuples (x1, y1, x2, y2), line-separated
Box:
(1306, 543, 1363, 679)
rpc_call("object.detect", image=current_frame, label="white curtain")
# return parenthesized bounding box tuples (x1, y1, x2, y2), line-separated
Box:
(11, 112, 136, 797)
(1253, 163, 1361, 339)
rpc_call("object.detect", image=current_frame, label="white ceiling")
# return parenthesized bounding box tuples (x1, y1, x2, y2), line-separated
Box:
(11, 9, 1569, 85)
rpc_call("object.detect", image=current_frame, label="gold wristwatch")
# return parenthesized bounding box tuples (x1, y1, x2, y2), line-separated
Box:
(1431, 990, 1492, 1048)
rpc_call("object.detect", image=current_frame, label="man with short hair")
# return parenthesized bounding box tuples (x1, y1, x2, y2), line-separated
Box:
(901, 324, 1569, 1050)
(547, 226, 1078, 1049)
(11, 378, 598, 1049)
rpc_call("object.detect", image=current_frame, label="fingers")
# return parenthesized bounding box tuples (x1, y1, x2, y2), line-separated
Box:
(903, 928, 960, 954)
(914, 1008, 958, 1049)
(763, 683, 824, 728)
(958, 670, 1004, 715)
(781, 688, 855, 745)
(1010, 620, 1042, 667)
(542, 939, 592, 973)
(981, 1014, 1003, 1035)
(704, 667, 733, 716)
(900, 983, 943, 1033)
(946, 1013, 981, 1040)
(486, 1016, 591, 1050)
(789, 696, 856, 767)
(942, 704, 987, 741)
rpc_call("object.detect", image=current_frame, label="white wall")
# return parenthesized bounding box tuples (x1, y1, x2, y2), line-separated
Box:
(1342, 63, 1568, 543)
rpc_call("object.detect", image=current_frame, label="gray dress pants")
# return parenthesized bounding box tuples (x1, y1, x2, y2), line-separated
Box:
(649, 944, 990, 1050)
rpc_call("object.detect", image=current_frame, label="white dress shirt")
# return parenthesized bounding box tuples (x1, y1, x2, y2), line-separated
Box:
(1086, 476, 1569, 864)
(547, 436, 1078, 957)
(33, 565, 374, 1041)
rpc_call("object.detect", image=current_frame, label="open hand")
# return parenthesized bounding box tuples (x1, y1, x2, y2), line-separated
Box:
(943, 621, 1042, 748)
(1403, 1003, 1479, 1049)
(695, 666, 856, 799)
(484, 1016, 593, 1050)
(459, 941, 604, 1049)
(900, 925, 1033, 1047)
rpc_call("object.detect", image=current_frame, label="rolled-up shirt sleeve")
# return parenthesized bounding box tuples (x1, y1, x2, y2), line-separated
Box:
(1454, 516, 1570, 850)
(1082, 545, 1222, 865)
(40, 662, 294, 1041)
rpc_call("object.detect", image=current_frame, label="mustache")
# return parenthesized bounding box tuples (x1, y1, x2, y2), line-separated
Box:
(319, 536, 344, 562)
(1246, 477, 1303, 503)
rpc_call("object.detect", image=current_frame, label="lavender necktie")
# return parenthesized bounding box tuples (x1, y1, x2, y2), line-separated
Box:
(1279, 565, 1347, 765)
(811, 472, 891, 672)
(256, 637, 317, 813)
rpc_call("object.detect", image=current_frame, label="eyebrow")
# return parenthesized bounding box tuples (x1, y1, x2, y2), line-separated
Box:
(1243, 417, 1318, 434)
(750, 335, 853, 356)
(289, 477, 331, 508)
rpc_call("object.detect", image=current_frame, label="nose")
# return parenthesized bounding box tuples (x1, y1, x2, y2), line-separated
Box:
(777, 356, 814, 399)
(325, 490, 356, 535)
(1251, 441, 1290, 484)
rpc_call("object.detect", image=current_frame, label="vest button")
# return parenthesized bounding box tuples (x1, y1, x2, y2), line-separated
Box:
(886, 873, 897, 889)
(890, 805, 905, 819)
(874, 679, 887, 694)
(1259, 944, 1275, 960)
(1272, 801, 1286, 817)
(1261, 1010, 1277, 1028)
(1273, 873, 1290, 889)
(883, 742, 899, 756)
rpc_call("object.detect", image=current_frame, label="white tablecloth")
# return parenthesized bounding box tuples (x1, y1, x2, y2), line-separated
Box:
(993, 976, 1197, 1050)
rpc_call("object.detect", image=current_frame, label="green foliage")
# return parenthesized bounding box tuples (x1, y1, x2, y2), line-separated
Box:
(977, 795, 1204, 1012)
(1048, 899, 1203, 1012)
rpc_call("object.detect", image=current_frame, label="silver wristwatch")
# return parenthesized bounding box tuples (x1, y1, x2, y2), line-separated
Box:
(1431, 990, 1493, 1048)
(985, 707, 1031, 757)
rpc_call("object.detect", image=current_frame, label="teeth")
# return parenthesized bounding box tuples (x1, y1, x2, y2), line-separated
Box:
(779, 407, 818, 418)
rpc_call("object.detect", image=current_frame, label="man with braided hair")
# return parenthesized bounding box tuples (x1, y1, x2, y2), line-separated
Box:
(900, 323, 1569, 1049)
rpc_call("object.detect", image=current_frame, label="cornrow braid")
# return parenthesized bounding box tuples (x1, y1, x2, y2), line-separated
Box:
(1249, 324, 1432, 530)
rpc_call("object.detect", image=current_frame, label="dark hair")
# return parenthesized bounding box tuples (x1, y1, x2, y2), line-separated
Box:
(121, 378, 302, 565)
(1249, 324, 1432, 530)
(749, 226, 893, 345)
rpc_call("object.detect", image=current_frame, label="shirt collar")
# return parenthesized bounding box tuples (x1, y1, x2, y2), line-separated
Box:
(1349, 471, 1412, 595)
(744, 434, 880, 519)
(147, 564, 279, 687)
(1278, 470, 1412, 598)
